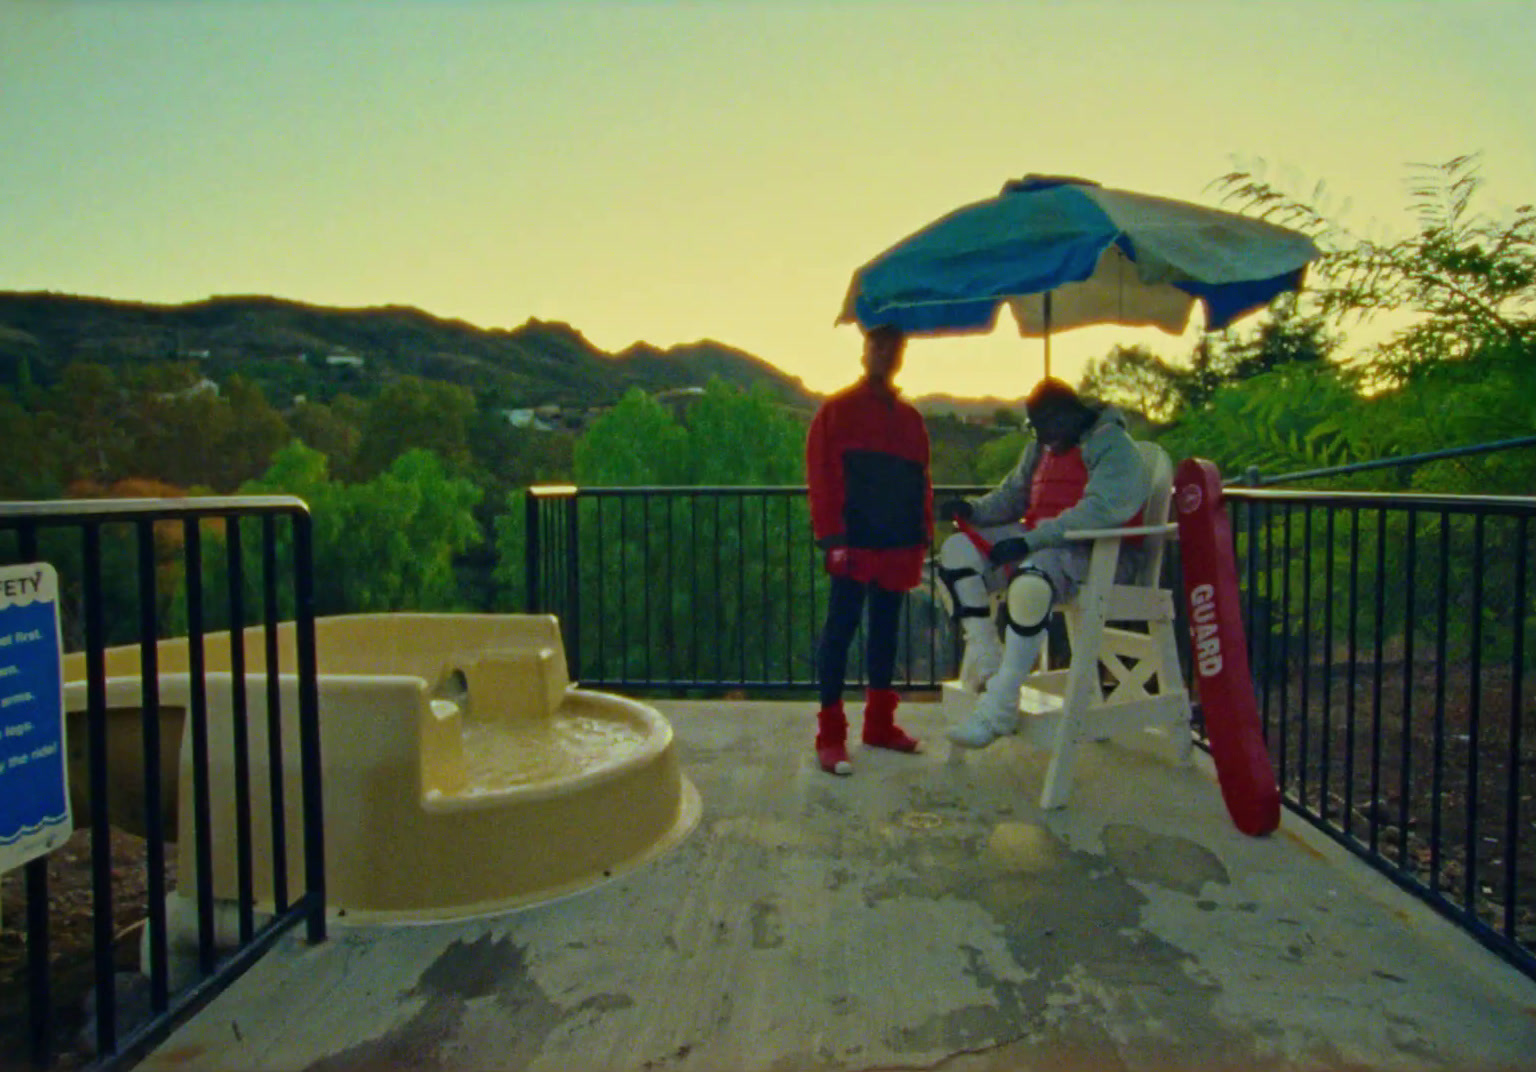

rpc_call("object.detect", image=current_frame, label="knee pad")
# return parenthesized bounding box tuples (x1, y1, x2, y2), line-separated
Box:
(938, 531, 983, 570)
(937, 566, 989, 618)
(1003, 568, 1056, 636)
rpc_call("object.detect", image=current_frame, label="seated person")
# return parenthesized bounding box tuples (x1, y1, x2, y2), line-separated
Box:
(937, 378, 1151, 748)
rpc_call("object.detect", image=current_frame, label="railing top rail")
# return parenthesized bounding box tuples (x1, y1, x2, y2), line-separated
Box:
(1224, 487, 1536, 514)
(538, 485, 808, 496)
(529, 484, 992, 498)
(1228, 434, 1536, 488)
(0, 495, 310, 523)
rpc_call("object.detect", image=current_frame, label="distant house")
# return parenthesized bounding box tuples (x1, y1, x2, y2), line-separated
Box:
(653, 386, 707, 419)
(503, 408, 558, 432)
(325, 353, 365, 369)
(156, 377, 220, 400)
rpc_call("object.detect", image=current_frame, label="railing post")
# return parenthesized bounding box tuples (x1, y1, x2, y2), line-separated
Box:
(524, 491, 541, 613)
(292, 510, 327, 944)
(565, 494, 581, 681)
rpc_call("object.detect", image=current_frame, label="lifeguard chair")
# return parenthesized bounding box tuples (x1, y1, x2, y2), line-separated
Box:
(943, 441, 1194, 808)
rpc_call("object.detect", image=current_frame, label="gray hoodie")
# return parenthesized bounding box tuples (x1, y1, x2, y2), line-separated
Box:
(968, 405, 1150, 549)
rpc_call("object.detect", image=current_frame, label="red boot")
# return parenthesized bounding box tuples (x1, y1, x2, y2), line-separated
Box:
(815, 702, 853, 775)
(862, 688, 920, 753)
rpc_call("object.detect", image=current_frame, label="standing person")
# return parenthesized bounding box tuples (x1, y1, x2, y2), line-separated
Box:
(936, 378, 1150, 748)
(806, 324, 933, 775)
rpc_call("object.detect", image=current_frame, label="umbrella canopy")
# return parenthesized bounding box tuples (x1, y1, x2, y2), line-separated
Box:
(837, 175, 1320, 374)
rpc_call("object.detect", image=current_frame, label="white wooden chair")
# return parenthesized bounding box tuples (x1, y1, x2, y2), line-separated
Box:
(943, 441, 1193, 809)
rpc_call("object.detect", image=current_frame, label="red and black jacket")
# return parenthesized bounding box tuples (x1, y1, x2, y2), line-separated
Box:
(806, 378, 933, 590)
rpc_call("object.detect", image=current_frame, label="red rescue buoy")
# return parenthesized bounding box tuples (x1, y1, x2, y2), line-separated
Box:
(1173, 457, 1281, 837)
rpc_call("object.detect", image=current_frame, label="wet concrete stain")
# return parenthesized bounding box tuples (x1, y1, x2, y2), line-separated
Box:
(300, 933, 630, 1072)
(1100, 823, 1230, 896)
(751, 898, 785, 949)
(833, 816, 1259, 1067)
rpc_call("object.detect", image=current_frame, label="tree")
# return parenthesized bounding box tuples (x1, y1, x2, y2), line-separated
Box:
(973, 430, 1028, 485)
(118, 371, 289, 492)
(351, 375, 476, 481)
(574, 388, 688, 485)
(240, 442, 482, 615)
(527, 381, 816, 682)
(1214, 153, 1535, 386)
(339, 449, 484, 611)
(214, 375, 290, 489)
(1180, 299, 1338, 411)
(43, 362, 135, 485)
(1201, 154, 1535, 493)
(1078, 344, 1186, 423)
(0, 392, 66, 498)
(289, 398, 363, 478)
(679, 380, 804, 485)
(1157, 364, 1361, 480)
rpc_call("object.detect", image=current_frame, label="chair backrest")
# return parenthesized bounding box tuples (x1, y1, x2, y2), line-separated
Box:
(1134, 441, 1175, 587)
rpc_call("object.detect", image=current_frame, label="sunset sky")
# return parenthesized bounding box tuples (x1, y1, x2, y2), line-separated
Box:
(3, 0, 1533, 399)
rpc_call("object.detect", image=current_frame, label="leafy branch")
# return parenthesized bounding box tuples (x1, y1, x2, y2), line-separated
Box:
(1213, 154, 1536, 384)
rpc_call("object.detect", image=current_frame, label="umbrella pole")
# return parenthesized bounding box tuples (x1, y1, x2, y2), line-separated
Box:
(1043, 291, 1052, 380)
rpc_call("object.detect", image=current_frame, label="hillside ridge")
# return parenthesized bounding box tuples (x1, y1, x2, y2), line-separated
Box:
(0, 291, 823, 410)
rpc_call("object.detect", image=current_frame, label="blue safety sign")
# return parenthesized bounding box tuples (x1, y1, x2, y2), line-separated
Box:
(0, 562, 71, 872)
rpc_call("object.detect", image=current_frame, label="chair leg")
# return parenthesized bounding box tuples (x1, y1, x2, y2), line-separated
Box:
(1152, 617, 1196, 765)
(1039, 582, 1109, 811)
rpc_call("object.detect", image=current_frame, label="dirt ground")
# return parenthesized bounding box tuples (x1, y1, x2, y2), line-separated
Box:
(1254, 659, 1536, 950)
(0, 827, 171, 1070)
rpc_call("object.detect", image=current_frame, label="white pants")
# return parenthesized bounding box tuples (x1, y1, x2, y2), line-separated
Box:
(937, 527, 1100, 611)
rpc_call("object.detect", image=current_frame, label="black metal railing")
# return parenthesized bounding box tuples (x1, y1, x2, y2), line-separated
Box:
(525, 485, 987, 693)
(0, 497, 326, 1070)
(1229, 434, 1536, 489)
(1225, 487, 1534, 980)
(527, 481, 1534, 980)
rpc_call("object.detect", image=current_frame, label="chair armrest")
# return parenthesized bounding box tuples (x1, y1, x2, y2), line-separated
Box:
(1062, 522, 1180, 541)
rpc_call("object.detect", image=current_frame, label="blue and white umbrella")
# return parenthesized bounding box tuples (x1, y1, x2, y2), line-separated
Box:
(838, 174, 1320, 377)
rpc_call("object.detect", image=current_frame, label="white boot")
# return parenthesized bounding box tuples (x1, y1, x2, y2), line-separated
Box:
(947, 629, 1043, 749)
(959, 616, 1003, 692)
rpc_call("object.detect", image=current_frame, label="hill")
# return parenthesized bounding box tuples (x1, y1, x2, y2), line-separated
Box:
(0, 291, 821, 410)
(911, 393, 1030, 422)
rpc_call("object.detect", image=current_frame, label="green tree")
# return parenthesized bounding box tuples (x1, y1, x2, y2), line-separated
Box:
(289, 398, 363, 477)
(0, 392, 66, 497)
(973, 430, 1029, 484)
(352, 375, 476, 481)
(574, 388, 688, 485)
(1214, 153, 1535, 386)
(339, 449, 484, 611)
(125, 373, 289, 491)
(43, 362, 135, 486)
(1203, 154, 1535, 493)
(239, 442, 482, 615)
(680, 380, 804, 485)
(214, 376, 290, 488)
(1157, 364, 1361, 479)
(1078, 344, 1186, 422)
(522, 381, 816, 682)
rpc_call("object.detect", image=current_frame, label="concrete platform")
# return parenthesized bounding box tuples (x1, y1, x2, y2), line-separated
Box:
(137, 700, 1536, 1071)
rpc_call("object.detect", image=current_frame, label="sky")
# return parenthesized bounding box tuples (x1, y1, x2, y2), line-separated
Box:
(2, 0, 1534, 400)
